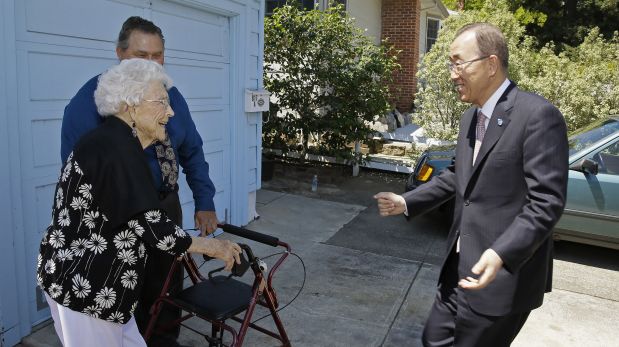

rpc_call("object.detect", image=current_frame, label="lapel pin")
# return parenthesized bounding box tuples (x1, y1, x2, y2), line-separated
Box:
(497, 118, 503, 126)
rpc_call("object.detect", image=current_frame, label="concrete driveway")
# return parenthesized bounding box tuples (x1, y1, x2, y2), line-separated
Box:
(20, 163, 619, 346)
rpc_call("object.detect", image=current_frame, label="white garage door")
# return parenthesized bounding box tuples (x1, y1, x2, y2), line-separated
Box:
(14, 0, 231, 325)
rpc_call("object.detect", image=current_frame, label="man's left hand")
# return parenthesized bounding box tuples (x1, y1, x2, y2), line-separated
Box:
(459, 249, 503, 290)
(194, 210, 219, 236)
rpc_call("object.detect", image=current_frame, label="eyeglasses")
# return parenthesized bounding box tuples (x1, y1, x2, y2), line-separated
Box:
(447, 56, 490, 73)
(144, 99, 170, 108)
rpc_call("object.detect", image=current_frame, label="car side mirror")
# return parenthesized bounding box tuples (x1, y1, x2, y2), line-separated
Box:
(569, 158, 599, 175)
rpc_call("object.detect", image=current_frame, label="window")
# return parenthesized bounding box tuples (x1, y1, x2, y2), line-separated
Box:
(426, 18, 440, 53)
(266, 0, 317, 16)
(592, 139, 619, 175)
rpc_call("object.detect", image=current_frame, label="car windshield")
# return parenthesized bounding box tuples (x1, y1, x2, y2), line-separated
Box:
(568, 118, 619, 156)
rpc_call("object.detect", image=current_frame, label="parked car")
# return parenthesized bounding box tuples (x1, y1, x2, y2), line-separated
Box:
(405, 116, 619, 250)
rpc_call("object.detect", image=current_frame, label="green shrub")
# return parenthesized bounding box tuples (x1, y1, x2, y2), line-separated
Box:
(263, 4, 399, 163)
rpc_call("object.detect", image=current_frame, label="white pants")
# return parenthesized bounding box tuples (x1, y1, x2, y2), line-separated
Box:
(45, 293, 146, 347)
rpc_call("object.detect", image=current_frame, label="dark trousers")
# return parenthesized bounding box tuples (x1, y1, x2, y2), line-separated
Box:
(134, 191, 184, 347)
(422, 251, 530, 347)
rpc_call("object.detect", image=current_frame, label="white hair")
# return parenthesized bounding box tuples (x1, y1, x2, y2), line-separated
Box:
(94, 58, 173, 116)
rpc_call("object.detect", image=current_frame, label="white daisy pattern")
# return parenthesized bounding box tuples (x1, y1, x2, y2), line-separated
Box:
(138, 243, 146, 259)
(37, 254, 42, 269)
(107, 312, 124, 323)
(94, 287, 116, 309)
(56, 249, 74, 262)
(174, 225, 187, 237)
(156, 235, 176, 252)
(83, 211, 100, 229)
(87, 233, 107, 255)
(55, 187, 64, 209)
(117, 249, 137, 265)
(62, 292, 71, 306)
(49, 283, 63, 298)
(120, 270, 138, 289)
(57, 208, 71, 227)
(144, 210, 161, 223)
(60, 161, 72, 182)
(127, 220, 145, 237)
(48, 229, 65, 249)
(44, 259, 56, 274)
(70, 238, 88, 257)
(70, 196, 88, 211)
(83, 305, 101, 318)
(73, 161, 83, 175)
(72, 274, 91, 299)
(79, 183, 92, 200)
(113, 229, 136, 249)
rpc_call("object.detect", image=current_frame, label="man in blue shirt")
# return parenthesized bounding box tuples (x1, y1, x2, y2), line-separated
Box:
(61, 16, 217, 347)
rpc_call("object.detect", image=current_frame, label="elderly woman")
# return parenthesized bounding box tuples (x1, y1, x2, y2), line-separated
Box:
(36, 59, 241, 347)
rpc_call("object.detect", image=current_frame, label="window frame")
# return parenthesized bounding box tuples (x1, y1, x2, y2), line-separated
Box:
(426, 17, 441, 53)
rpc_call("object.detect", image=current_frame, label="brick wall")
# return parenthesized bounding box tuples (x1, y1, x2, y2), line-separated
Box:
(381, 0, 421, 112)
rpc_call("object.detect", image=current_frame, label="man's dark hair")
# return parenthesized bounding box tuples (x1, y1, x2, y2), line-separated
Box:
(117, 16, 165, 50)
(455, 22, 509, 72)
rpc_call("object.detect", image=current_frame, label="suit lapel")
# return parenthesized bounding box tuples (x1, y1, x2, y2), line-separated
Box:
(458, 107, 476, 187)
(466, 83, 518, 187)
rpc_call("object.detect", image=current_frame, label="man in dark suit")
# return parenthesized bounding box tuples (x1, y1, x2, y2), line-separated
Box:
(374, 23, 568, 346)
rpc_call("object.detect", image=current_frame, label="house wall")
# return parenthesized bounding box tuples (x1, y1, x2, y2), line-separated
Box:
(0, 0, 264, 344)
(381, 0, 421, 112)
(347, 0, 382, 45)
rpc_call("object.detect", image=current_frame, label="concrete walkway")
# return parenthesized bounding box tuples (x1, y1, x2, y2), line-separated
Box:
(19, 172, 619, 346)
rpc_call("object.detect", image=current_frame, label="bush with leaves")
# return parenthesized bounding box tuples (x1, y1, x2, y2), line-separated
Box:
(414, 0, 619, 140)
(263, 4, 399, 163)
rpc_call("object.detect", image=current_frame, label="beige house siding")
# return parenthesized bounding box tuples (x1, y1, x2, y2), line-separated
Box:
(347, 0, 382, 45)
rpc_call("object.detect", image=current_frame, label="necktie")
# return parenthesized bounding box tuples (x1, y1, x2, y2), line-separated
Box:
(155, 134, 179, 192)
(473, 110, 486, 164)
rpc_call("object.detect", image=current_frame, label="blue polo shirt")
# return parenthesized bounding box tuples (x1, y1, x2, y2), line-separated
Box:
(61, 75, 216, 212)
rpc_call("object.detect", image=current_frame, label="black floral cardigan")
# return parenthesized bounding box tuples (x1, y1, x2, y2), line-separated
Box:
(37, 117, 192, 324)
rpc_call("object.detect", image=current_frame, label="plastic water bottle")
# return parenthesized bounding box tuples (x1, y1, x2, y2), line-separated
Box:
(311, 174, 318, 192)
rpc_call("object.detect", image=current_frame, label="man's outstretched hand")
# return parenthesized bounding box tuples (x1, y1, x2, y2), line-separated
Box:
(459, 249, 504, 290)
(374, 192, 406, 216)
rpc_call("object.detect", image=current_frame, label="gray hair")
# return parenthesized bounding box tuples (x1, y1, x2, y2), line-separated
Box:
(455, 22, 509, 71)
(94, 58, 173, 116)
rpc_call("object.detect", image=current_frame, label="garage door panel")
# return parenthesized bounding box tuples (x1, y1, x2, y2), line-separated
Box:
(192, 108, 228, 145)
(165, 62, 229, 102)
(20, 45, 116, 102)
(17, 45, 116, 175)
(23, 181, 56, 323)
(32, 119, 62, 168)
(21, 0, 146, 42)
(31, 183, 55, 247)
(153, 9, 229, 59)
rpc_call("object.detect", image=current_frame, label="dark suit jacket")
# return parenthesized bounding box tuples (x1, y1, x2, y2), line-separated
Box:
(403, 82, 568, 316)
